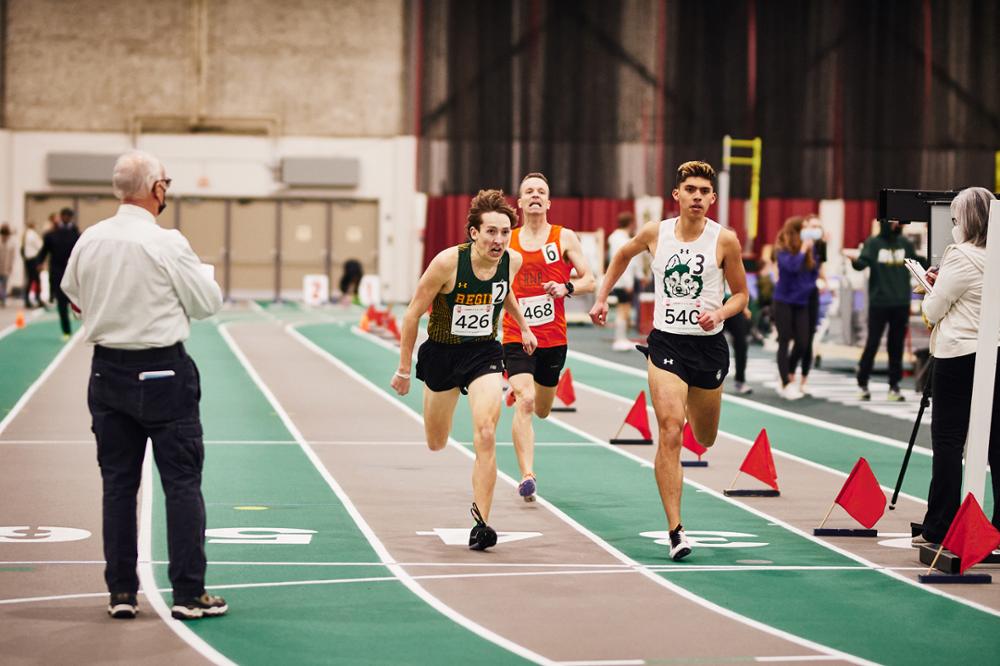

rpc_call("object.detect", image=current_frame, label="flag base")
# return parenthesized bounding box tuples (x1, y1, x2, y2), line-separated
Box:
(550, 406, 577, 413)
(610, 438, 653, 445)
(813, 528, 877, 537)
(681, 460, 708, 467)
(919, 544, 1000, 575)
(723, 489, 780, 497)
(918, 573, 992, 584)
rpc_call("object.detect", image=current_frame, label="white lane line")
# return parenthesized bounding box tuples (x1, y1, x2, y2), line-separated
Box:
(540, 412, 1000, 620)
(220, 323, 555, 666)
(557, 661, 644, 666)
(298, 324, 869, 666)
(0, 439, 299, 445)
(567, 349, 926, 456)
(571, 379, 928, 508)
(756, 657, 847, 663)
(138, 441, 234, 664)
(0, 330, 82, 437)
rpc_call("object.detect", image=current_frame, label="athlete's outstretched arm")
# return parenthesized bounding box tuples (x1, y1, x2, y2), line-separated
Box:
(503, 250, 538, 355)
(391, 249, 455, 396)
(589, 221, 658, 326)
(698, 229, 749, 332)
(543, 228, 595, 297)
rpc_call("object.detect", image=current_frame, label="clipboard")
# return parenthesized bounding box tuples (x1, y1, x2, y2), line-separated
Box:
(905, 258, 933, 293)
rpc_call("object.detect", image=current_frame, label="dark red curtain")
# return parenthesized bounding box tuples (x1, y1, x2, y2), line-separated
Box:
(422, 196, 634, 269)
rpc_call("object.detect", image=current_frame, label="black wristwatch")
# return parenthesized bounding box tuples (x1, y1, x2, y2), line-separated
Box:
(564, 281, 575, 297)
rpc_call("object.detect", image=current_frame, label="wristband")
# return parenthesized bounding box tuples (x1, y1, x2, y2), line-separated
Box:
(394, 371, 411, 380)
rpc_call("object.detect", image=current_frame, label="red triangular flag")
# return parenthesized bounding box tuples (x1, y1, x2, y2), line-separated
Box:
(623, 391, 652, 440)
(834, 457, 886, 529)
(739, 429, 779, 490)
(505, 387, 517, 407)
(555, 369, 576, 407)
(366, 304, 378, 321)
(682, 423, 708, 456)
(941, 493, 1000, 575)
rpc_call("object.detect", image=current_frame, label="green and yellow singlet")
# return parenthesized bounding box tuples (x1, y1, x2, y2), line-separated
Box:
(426, 243, 510, 344)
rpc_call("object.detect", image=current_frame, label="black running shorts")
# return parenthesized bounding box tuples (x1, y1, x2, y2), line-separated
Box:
(503, 343, 567, 387)
(611, 287, 633, 304)
(416, 339, 505, 394)
(641, 329, 729, 389)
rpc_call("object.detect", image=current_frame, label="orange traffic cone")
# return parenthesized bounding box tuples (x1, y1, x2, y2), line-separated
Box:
(15, 310, 26, 329)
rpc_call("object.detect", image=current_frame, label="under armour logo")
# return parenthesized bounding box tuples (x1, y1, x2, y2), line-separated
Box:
(716, 370, 722, 380)
(663, 358, 674, 365)
(489, 365, 498, 370)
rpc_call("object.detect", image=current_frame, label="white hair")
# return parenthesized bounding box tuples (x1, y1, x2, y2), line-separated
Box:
(112, 150, 164, 200)
(951, 186, 995, 248)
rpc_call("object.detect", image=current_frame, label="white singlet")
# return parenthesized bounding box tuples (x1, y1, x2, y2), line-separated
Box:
(651, 217, 725, 336)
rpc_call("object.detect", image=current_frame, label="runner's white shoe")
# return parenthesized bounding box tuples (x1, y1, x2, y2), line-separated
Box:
(668, 524, 692, 561)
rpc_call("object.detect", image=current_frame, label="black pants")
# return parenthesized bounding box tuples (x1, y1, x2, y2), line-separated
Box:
(723, 312, 749, 383)
(23, 258, 41, 307)
(773, 301, 811, 385)
(921, 352, 1000, 542)
(88, 343, 207, 599)
(53, 285, 71, 335)
(856, 305, 909, 389)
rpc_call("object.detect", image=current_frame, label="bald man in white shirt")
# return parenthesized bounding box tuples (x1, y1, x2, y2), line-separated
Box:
(62, 151, 227, 621)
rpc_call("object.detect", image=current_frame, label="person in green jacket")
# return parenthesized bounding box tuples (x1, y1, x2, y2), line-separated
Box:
(844, 219, 926, 401)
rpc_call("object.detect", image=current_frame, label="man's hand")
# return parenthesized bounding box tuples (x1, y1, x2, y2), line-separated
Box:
(521, 328, 538, 355)
(698, 309, 724, 332)
(542, 281, 569, 299)
(390, 371, 411, 396)
(589, 300, 609, 326)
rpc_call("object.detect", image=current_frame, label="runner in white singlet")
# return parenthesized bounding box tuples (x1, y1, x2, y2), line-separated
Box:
(589, 161, 749, 561)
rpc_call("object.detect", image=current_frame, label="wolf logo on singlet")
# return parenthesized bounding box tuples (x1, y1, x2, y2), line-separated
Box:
(652, 217, 725, 336)
(427, 243, 510, 344)
(502, 225, 571, 348)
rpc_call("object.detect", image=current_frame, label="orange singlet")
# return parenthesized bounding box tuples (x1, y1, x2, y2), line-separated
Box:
(502, 224, 572, 348)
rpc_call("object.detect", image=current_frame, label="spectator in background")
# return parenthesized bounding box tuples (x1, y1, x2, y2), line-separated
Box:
(21, 221, 45, 308)
(36, 208, 80, 339)
(913, 187, 1000, 546)
(753, 243, 777, 341)
(339, 258, 364, 304)
(0, 224, 16, 307)
(607, 211, 641, 351)
(800, 214, 828, 392)
(772, 216, 818, 400)
(844, 219, 925, 401)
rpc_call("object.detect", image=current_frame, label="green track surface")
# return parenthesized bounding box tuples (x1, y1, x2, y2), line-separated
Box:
(298, 322, 1000, 666)
(0, 317, 71, 420)
(150, 322, 528, 665)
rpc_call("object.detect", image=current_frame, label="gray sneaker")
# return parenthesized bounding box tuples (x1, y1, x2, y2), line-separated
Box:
(107, 592, 137, 619)
(887, 387, 905, 402)
(858, 386, 871, 401)
(171, 593, 228, 620)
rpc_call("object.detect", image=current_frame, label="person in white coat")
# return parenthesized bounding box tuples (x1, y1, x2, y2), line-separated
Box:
(914, 186, 1000, 546)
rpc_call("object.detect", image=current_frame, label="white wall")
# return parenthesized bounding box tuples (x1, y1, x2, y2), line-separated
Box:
(1, 131, 421, 302)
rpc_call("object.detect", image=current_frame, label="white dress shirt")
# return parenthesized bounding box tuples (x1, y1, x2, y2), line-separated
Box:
(22, 228, 43, 261)
(921, 242, 998, 358)
(62, 204, 222, 349)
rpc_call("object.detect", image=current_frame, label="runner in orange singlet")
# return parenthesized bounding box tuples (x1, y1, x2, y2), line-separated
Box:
(502, 172, 595, 501)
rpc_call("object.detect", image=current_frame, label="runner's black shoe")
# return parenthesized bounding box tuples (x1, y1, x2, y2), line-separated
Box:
(107, 592, 138, 619)
(669, 524, 692, 561)
(171, 592, 228, 620)
(468, 503, 498, 551)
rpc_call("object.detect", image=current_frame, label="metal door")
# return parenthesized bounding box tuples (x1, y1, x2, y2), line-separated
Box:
(229, 200, 278, 299)
(331, 201, 379, 294)
(177, 198, 228, 297)
(279, 200, 329, 301)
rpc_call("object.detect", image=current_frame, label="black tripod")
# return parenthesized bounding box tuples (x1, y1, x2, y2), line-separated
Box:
(889, 357, 933, 510)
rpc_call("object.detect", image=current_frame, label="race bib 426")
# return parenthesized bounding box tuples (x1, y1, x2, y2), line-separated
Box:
(451, 303, 494, 336)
